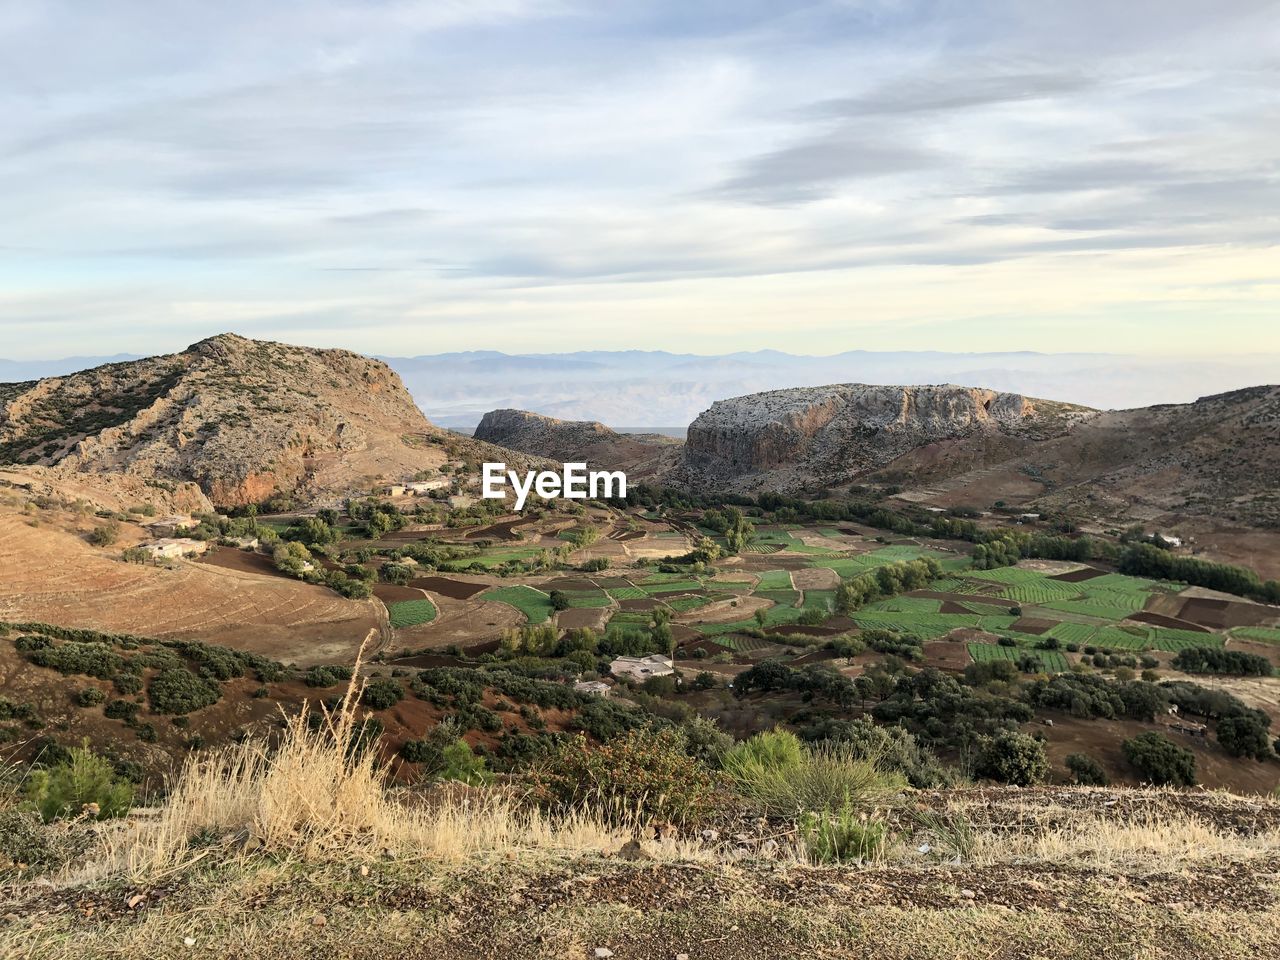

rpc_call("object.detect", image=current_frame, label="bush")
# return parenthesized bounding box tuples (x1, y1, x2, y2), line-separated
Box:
(526, 727, 717, 825)
(23, 746, 134, 822)
(148, 668, 221, 715)
(305, 665, 354, 688)
(76, 688, 106, 707)
(87, 521, 121, 547)
(103, 699, 139, 723)
(1123, 732, 1196, 786)
(1065, 752, 1109, 786)
(800, 801, 887, 864)
(722, 728, 904, 816)
(360, 679, 404, 711)
(974, 731, 1048, 786)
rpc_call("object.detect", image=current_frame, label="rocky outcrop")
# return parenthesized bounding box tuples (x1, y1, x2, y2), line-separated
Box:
(0, 333, 446, 507)
(680, 383, 1094, 492)
(474, 409, 681, 479)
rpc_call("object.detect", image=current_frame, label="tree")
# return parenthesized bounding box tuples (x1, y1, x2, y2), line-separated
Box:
(1217, 715, 1273, 760)
(974, 731, 1048, 786)
(1123, 732, 1196, 786)
(24, 745, 133, 822)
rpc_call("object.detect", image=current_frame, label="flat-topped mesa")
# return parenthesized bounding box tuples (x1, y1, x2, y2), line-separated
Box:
(0, 332, 442, 507)
(682, 382, 1094, 490)
(473, 408, 681, 479)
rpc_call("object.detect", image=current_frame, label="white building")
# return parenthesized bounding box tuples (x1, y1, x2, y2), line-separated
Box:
(573, 680, 612, 697)
(609, 654, 674, 682)
(142, 515, 193, 537)
(140, 537, 208, 560)
(406, 479, 449, 494)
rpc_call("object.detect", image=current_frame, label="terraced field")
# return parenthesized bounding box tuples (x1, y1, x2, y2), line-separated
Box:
(479, 585, 555, 624)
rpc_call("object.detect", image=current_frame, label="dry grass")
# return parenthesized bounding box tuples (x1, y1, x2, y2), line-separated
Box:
(104, 646, 715, 882)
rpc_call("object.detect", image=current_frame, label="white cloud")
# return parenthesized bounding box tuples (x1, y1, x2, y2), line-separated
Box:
(0, 0, 1278, 358)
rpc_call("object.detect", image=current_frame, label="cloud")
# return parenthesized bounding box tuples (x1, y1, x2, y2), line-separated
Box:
(815, 68, 1096, 117)
(0, 0, 1278, 359)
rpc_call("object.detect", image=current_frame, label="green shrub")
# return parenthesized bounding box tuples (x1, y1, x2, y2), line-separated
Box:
(103, 699, 139, 723)
(1065, 752, 1109, 786)
(801, 801, 888, 864)
(1123, 732, 1196, 786)
(23, 746, 134, 822)
(76, 688, 106, 707)
(361, 679, 404, 711)
(723, 728, 904, 817)
(304, 665, 353, 688)
(148, 668, 220, 715)
(975, 731, 1048, 786)
(527, 727, 717, 825)
(112, 673, 143, 695)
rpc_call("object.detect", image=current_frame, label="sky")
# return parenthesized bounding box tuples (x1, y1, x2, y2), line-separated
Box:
(2, 0, 1279, 360)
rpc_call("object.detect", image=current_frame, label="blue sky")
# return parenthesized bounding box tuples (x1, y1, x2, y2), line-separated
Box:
(2, 0, 1278, 359)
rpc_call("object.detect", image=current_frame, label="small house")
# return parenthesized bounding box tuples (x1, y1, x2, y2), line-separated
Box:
(140, 537, 208, 560)
(142, 515, 192, 537)
(609, 654, 674, 682)
(406, 479, 449, 494)
(573, 680, 612, 697)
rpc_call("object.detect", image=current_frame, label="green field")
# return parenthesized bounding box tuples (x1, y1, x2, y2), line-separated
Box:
(387, 598, 437, 628)
(1233, 626, 1280, 645)
(755, 570, 794, 591)
(605, 585, 646, 600)
(968, 643, 1068, 673)
(480, 585, 554, 624)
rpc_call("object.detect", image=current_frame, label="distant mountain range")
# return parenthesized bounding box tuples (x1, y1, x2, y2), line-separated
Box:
(382, 350, 1280, 432)
(3, 347, 1277, 433)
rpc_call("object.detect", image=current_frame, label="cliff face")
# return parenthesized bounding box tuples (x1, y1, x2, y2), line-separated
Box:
(473, 408, 680, 479)
(681, 383, 1094, 492)
(0, 333, 442, 507)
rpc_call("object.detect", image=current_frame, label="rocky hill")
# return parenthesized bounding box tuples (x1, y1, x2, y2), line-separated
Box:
(671, 379, 1280, 528)
(474, 408, 680, 479)
(678, 383, 1094, 493)
(0, 333, 460, 507)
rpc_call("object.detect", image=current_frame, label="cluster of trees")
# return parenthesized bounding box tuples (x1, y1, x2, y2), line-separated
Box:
(971, 531, 1099, 570)
(834, 558, 943, 614)
(701, 506, 755, 553)
(1171, 647, 1274, 677)
(1024, 673, 1166, 721)
(1119, 544, 1280, 603)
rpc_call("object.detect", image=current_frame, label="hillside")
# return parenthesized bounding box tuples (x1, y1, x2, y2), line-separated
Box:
(675, 383, 1094, 494)
(474, 408, 680, 479)
(0, 333, 453, 508)
(664, 381, 1280, 529)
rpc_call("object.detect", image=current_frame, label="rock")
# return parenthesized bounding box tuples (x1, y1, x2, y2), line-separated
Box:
(680, 383, 1086, 493)
(182, 937, 196, 947)
(960, 889, 976, 899)
(617, 838, 653, 861)
(594, 949, 614, 958)
(699, 829, 720, 843)
(312, 915, 327, 927)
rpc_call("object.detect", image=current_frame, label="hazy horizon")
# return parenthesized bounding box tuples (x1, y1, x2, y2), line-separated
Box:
(5, 339, 1276, 431)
